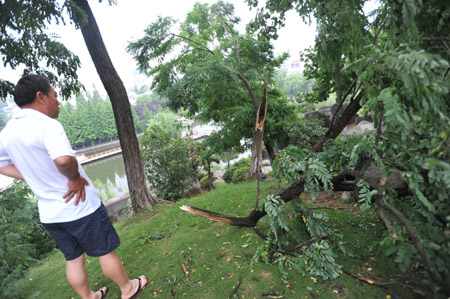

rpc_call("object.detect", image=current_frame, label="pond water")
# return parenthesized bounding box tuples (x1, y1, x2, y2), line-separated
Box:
(82, 154, 128, 199)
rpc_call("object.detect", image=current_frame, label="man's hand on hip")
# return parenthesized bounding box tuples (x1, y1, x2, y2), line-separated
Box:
(64, 175, 89, 206)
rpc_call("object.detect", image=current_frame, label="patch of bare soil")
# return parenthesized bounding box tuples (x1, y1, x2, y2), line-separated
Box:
(307, 191, 357, 210)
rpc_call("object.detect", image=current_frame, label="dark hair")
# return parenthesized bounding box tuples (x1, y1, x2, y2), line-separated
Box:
(13, 74, 52, 107)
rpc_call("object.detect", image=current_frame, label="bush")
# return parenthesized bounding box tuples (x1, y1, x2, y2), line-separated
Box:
(0, 181, 55, 299)
(141, 125, 197, 201)
(223, 158, 251, 184)
(231, 167, 248, 183)
(285, 117, 327, 150)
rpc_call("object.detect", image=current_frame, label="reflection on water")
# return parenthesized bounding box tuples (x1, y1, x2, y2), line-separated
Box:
(83, 154, 128, 198)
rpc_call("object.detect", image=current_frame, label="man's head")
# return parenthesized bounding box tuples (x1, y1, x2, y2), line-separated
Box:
(13, 74, 60, 118)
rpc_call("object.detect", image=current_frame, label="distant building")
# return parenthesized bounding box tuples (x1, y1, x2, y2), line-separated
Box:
(281, 58, 303, 75)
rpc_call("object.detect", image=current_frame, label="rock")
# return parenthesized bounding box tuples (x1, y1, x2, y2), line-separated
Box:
(361, 162, 408, 193)
(105, 193, 131, 219)
(341, 191, 352, 200)
(343, 120, 375, 136)
(259, 173, 267, 180)
(186, 181, 202, 196)
(305, 103, 352, 127)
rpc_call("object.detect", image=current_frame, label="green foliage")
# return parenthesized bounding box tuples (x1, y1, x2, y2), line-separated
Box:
(273, 146, 332, 199)
(285, 117, 326, 151)
(275, 69, 315, 101)
(0, 182, 55, 299)
(0, 0, 83, 100)
(140, 125, 197, 201)
(127, 1, 292, 157)
(254, 194, 343, 282)
(223, 158, 251, 184)
(319, 135, 364, 174)
(263, 195, 290, 248)
(146, 109, 183, 138)
(356, 179, 377, 211)
(58, 92, 121, 148)
(252, 0, 450, 292)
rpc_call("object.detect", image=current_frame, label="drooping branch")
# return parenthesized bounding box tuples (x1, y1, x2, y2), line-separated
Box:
(376, 198, 450, 295)
(311, 89, 365, 152)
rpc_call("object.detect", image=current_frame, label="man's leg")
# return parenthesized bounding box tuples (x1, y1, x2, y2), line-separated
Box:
(98, 251, 147, 298)
(66, 254, 106, 299)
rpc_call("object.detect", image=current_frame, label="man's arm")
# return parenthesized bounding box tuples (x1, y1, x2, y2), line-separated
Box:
(0, 164, 24, 180)
(54, 156, 89, 206)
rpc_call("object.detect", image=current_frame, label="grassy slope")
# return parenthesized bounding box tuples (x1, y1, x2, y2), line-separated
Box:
(18, 181, 421, 298)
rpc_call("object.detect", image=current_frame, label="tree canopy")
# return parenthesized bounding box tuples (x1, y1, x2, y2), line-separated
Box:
(127, 1, 293, 162)
(0, 0, 82, 99)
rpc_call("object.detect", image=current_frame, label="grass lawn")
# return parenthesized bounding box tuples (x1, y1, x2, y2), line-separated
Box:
(17, 181, 428, 298)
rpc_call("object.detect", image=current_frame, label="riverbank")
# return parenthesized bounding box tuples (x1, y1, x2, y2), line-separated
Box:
(75, 133, 144, 155)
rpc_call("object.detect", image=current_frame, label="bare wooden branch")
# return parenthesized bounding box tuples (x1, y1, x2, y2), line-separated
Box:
(378, 205, 397, 239)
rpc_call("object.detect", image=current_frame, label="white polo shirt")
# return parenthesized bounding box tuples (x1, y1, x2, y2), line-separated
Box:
(0, 109, 101, 223)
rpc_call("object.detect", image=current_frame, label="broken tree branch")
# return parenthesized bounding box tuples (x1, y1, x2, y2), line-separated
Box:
(311, 89, 365, 153)
(376, 198, 450, 295)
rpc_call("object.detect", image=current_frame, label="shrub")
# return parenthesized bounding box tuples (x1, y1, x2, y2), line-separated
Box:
(285, 117, 327, 150)
(223, 158, 251, 184)
(141, 125, 197, 201)
(0, 181, 55, 299)
(231, 167, 248, 183)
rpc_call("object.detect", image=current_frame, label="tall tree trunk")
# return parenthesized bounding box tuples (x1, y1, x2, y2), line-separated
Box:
(70, 0, 156, 212)
(249, 82, 268, 177)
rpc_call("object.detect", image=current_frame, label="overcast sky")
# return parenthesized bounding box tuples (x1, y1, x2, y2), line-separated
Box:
(3, 0, 317, 96)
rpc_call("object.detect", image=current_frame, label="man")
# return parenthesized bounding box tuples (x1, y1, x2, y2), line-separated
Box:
(0, 74, 147, 299)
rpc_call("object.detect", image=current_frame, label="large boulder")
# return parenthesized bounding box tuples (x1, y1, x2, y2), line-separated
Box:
(342, 120, 375, 136)
(361, 162, 409, 195)
(305, 103, 357, 127)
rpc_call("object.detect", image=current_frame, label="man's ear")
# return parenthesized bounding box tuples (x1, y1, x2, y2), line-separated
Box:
(35, 91, 46, 104)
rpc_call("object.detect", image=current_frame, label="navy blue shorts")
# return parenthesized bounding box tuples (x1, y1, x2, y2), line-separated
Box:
(43, 204, 120, 261)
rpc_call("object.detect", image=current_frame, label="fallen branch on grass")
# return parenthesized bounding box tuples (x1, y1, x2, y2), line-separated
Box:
(228, 277, 242, 299)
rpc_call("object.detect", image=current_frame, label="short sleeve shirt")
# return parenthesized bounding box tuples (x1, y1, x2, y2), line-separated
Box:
(0, 109, 100, 223)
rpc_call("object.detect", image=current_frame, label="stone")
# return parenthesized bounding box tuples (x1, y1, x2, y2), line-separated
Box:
(343, 120, 375, 136)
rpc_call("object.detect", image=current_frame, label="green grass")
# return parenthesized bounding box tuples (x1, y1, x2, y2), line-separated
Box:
(17, 181, 424, 298)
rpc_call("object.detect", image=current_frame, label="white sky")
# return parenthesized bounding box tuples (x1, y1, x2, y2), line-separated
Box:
(2, 0, 317, 96)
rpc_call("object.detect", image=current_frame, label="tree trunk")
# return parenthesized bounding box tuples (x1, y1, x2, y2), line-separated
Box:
(71, 0, 156, 212)
(249, 82, 268, 177)
(264, 140, 277, 165)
